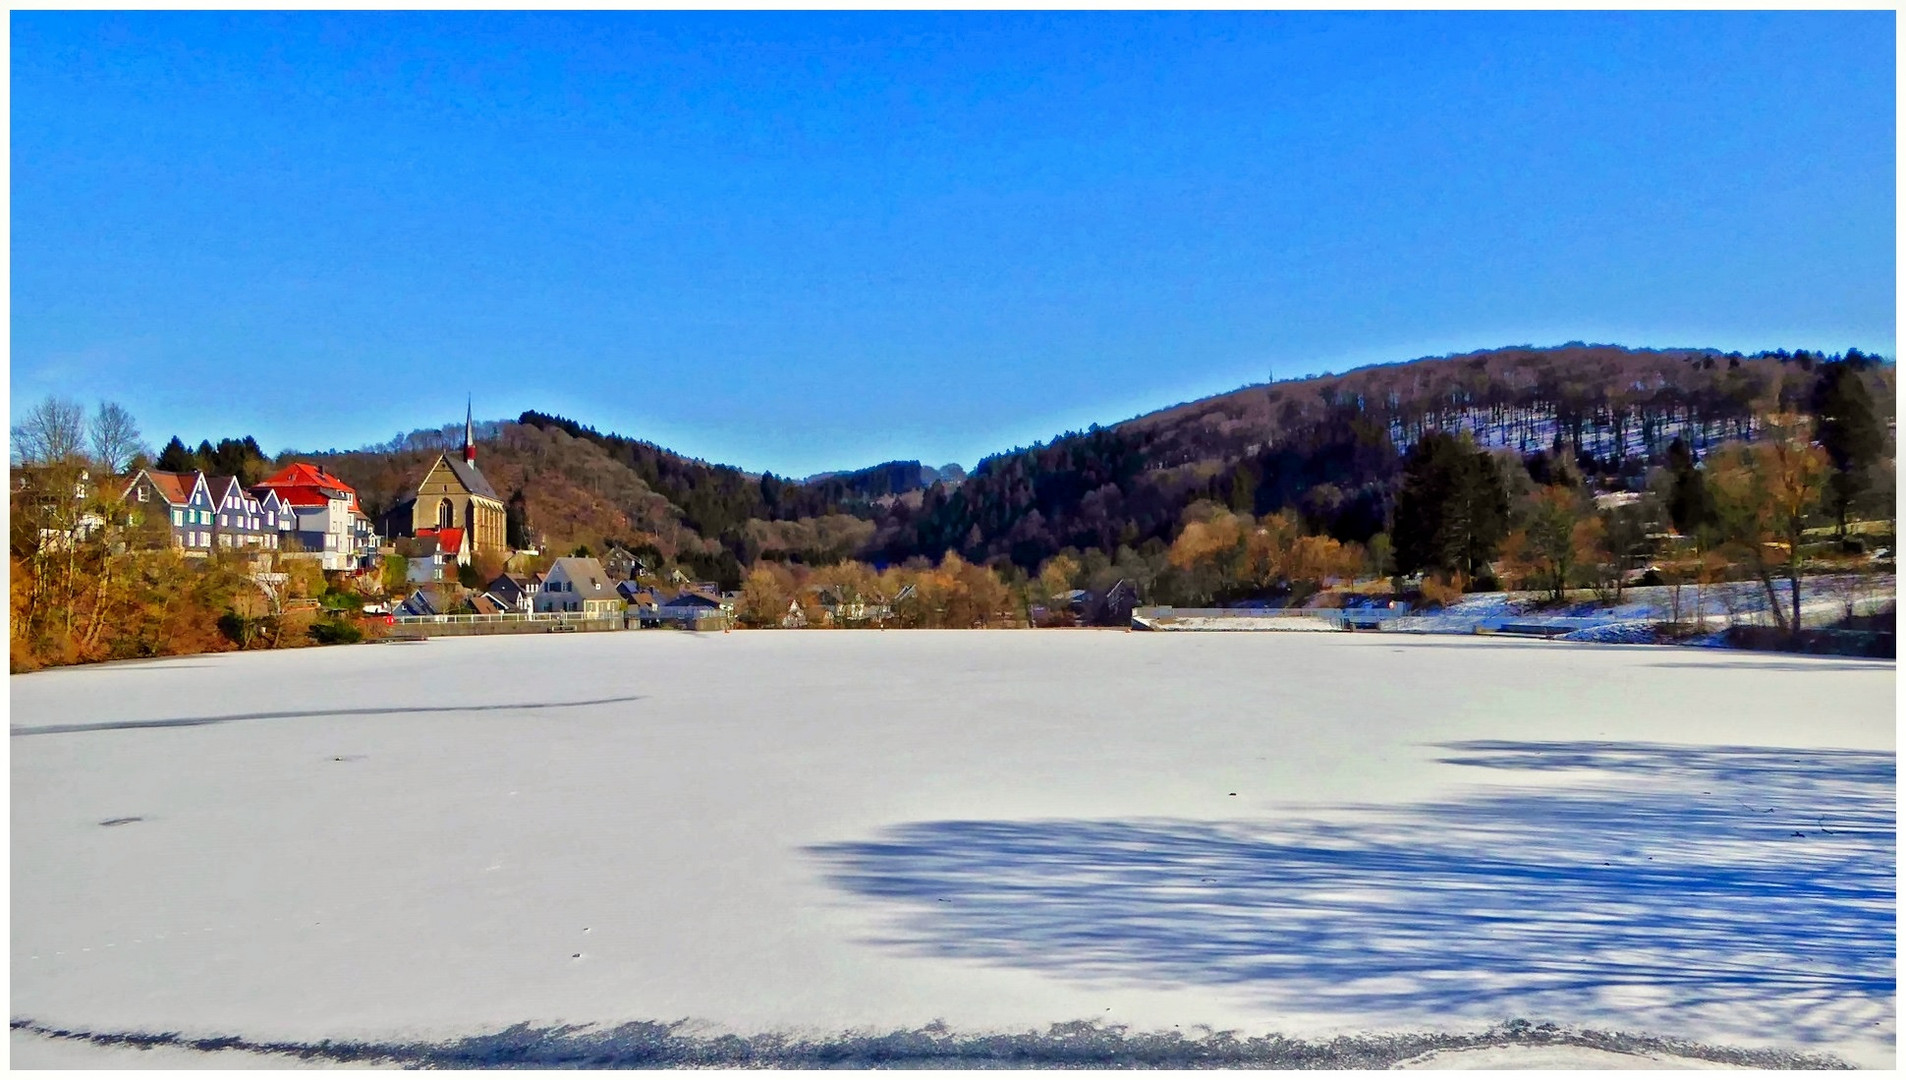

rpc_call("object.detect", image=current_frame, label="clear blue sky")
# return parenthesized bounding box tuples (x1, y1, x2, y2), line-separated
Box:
(11, 11, 1896, 477)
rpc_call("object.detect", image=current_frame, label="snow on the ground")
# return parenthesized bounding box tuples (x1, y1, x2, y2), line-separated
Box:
(1390, 574, 1893, 638)
(1140, 576, 1895, 640)
(10, 631, 1896, 1068)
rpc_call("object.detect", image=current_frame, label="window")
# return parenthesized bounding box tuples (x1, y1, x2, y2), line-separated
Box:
(172, 509, 183, 526)
(136, 487, 149, 502)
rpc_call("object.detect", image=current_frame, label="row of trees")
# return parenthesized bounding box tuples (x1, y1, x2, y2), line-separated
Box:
(10, 394, 281, 488)
(10, 397, 148, 472)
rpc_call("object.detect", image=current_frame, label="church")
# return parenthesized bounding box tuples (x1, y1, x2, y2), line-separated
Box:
(382, 404, 508, 565)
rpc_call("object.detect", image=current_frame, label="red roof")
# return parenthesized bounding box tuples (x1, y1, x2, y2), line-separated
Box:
(415, 526, 465, 555)
(256, 462, 361, 512)
(136, 470, 199, 505)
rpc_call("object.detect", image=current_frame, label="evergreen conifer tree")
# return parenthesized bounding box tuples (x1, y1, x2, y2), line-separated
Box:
(1809, 359, 1885, 537)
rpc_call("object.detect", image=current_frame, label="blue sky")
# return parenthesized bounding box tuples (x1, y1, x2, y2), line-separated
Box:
(10, 11, 1896, 476)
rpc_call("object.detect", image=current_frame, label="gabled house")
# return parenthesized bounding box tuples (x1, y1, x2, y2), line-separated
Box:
(812, 586, 894, 626)
(413, 526, 468, 567)
(394, 590, 440, 617)
(486, 572, 541, 613)
(394, 535, 449, 583)
(626, 586, 668, 627)
(254, 488, 295, 542)
(122, 468, 218, 553)
(207, 476, 281, 551)
(533, 557, 621, 617)
(658, 589, 725, 628)
(600, 545, 647, 581)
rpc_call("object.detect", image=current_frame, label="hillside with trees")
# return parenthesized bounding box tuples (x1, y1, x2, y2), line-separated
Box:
(12, 342, 1895, 669)
(284, 342, 1890, 599)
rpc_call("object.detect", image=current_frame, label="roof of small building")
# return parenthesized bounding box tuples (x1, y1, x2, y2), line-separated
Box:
(395, 536, 442, 559)
(416, 526, 465, 555)
(487, 573, 530, 594)
(661, 590, 722, 610)
(396, 591, 438, 616)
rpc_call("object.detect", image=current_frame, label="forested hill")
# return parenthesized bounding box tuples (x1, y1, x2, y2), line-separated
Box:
(294, 344, 1890, 587)
(1121, 344, 1893, 469)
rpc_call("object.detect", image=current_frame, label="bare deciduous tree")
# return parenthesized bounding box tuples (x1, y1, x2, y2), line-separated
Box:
(10, 396, 87, 466)
(88, 402, 146, 474)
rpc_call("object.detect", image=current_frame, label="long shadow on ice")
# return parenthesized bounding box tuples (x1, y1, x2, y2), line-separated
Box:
(810, 741, 1895, 1049)
(1643, 660, 1893, 673)
(11, 696, 644, 737)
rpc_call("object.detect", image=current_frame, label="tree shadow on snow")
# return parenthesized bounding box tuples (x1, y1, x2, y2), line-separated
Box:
(10, 696, 645, 737)
(809, 741, 1895, 1050)
(1643, 660, 1893, 673)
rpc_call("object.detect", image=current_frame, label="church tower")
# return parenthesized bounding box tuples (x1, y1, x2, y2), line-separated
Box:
(394, 397, 508, 564)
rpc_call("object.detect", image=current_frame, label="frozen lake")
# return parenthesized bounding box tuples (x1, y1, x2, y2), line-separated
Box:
(11, 631, 1896, 1068)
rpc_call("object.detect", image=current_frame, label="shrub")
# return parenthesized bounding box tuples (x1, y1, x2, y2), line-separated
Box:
(217, 611, 266, 648)
(309, 617, 363, 645)
(1417, 573, 1465, 609)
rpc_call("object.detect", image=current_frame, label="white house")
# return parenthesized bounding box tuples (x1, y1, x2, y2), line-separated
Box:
(533, 557, 621, 617)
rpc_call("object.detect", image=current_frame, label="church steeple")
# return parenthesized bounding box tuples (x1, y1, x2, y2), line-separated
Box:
(463, 397, 477, 465)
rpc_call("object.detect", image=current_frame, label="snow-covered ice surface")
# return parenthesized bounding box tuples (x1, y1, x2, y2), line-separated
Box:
(11, 631, 1895, 1068)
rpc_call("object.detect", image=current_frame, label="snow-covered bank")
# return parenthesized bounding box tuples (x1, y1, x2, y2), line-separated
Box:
(1139, 575, 1895, 646)
(11, 632, 1895, 1068)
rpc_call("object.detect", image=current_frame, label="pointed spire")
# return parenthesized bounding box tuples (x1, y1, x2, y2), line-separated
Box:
(464, 396, 477, 464)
